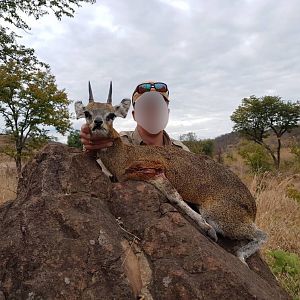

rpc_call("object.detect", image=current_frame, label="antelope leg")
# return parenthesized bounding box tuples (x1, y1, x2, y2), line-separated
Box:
(148, 175, 218, 242)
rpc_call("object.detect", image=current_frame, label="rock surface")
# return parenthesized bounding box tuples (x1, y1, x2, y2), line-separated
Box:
(0, 142, 290, 299)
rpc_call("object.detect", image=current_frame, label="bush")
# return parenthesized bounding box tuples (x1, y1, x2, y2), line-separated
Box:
(180, 132, 214, 157)
(291, 145, 300, 163)
(225, 152, 236, 162)
(67, 129, 82, 149)
(182, 140, 214, 157)
(267, 249, 300, 299)
(238, 141, 272, 173)
(286, 185, 300, 204)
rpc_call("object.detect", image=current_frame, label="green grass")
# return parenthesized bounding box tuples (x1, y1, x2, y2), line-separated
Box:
(286, 186, 300, 204)
(266, 249, 300, 300)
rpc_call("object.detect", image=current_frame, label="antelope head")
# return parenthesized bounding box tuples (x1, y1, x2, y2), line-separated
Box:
(75, 81, 131, 137)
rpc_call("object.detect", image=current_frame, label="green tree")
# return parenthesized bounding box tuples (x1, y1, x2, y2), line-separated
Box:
(180, 132, 214, 157)
(0, 25, 50, 68)
(0, 0, 96, 62)
(0, 59, 71, 175)
(231, 95, 300, 169)
(67, 129, 82, 149)
(201, 140, 214, 157)
(179, 132, 197, 142)
(238, 141, 272, 173)
(0, 0, 96, 30)
(0, 0, 94, 174)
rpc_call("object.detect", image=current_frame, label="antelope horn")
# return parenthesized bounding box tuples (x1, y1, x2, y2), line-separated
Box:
(88, 81, 94, 102)
(107, 81, 112, 104)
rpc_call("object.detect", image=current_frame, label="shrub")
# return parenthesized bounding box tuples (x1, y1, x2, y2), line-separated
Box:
(291, 145, 300, 163)
(286, 185, 300, 204)
(182, 140, 214, 157)
(238, 141, 272, 173)
(267, 249, 300, 299)
(67, 129, 82, 149)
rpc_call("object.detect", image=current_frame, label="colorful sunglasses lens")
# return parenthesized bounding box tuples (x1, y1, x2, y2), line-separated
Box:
(137, 83, 152, 93)
(137, 83, 168, 94)
(154, 83, 167, 92)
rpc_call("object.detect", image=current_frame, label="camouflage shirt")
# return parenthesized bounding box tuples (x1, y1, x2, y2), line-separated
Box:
(119, 127, 190, 152)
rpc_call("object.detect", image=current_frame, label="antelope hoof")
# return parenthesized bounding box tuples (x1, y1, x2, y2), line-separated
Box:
(238, 255, 249, 267)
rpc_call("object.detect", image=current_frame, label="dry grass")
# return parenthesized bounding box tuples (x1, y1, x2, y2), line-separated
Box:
(245, 173, 300, 299)
(249, 173, 300, 256)
(223, 140, 300, 298)
(0, 160, 17, 205)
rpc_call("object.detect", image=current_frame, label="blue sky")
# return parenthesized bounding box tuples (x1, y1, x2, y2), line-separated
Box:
(3, 0, 300, 141)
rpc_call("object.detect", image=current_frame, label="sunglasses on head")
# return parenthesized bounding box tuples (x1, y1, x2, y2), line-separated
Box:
(134, 82, 168, 94)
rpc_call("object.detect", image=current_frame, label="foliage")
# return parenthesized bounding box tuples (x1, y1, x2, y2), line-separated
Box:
(0, 26, 46, 66)
(291, 144, 300, 163)
(0, 0, 96, 30)
(67, 129, 82, 149)
(268, 250, 300, 275)
(179, 132, 197, 142)
(280, 144, 300, 173)
(231, 95, 300, 168)
(225, 152, 236, 162)
(238, 141, 272, 173)
(267, 250, 300, 299)
(286, 185, 300, 204)
(0, 0, 96, 62)
(0, 0, 95, 173)
(0, 59, 71, 174)
(180, 132, 214, 156)
(200, 140, 214, 157)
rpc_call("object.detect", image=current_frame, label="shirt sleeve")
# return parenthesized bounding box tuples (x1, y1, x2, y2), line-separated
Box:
(119, 131, 133, 145)
(171, 140, 191, 152)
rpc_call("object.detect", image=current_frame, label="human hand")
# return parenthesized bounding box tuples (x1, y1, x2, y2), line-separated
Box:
(79, 124, 114, 151)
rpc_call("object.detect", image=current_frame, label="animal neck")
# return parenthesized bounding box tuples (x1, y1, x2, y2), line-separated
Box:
(112, 135, 125, 149)
(96, 130, 128, 178)
(108, 128, 125, 149)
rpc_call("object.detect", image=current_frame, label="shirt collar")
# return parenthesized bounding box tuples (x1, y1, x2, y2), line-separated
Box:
(132, 127, 172, 146)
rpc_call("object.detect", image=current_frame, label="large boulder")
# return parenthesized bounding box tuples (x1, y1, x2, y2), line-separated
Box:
(0, 143, 290, 299)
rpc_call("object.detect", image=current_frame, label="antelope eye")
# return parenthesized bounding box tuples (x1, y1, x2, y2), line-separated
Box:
(84, 111, 92, 118)
(106, 113, 116, 121)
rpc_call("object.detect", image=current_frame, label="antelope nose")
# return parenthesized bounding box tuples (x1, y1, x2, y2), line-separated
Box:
(94, 118, 103, 126)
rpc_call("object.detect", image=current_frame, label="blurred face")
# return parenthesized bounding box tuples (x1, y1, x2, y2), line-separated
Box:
(133, 91, 169, 134)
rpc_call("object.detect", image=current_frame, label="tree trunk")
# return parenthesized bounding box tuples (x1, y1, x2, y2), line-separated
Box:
(276, 137, 281, 169)
(15, 151, 22, 177)
(217, 147, 223, 164)
(261, 142, 279, 169)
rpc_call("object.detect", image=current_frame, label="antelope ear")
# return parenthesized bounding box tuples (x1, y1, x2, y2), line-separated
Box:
(114, 98, 131, 118)
(75, 101, 86, 119)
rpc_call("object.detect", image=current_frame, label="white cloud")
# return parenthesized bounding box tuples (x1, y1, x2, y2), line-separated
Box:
(2, 0, 300, 143)
(87, 4, 119, 33)
(158, 0, 191, 12)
